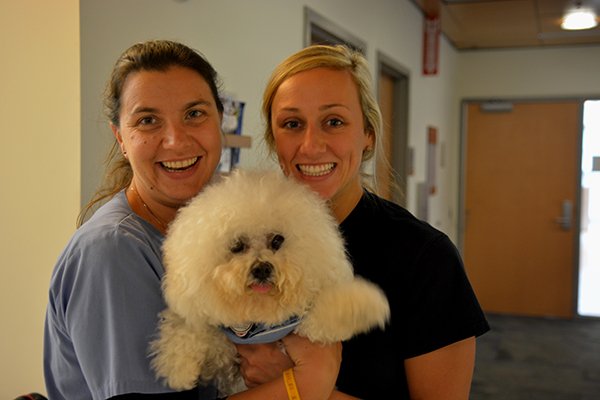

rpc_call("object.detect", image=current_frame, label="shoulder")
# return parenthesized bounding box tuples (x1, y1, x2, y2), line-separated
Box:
(340, 191, 462, 282)
(49, 193, 164, 293)
(343, 190, 446, 246)
(76, 192, 162, 255)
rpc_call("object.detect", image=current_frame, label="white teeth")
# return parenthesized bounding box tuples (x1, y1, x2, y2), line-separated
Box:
(162, 157, 198, 170)
(297, 163, 335, 176)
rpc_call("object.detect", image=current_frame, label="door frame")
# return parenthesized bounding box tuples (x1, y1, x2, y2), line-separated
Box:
(304, 7, 366, 52)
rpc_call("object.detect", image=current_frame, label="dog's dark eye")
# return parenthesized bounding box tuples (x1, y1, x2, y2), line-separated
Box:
(230, 237, 248, 254)
(269, 234, 285, 251)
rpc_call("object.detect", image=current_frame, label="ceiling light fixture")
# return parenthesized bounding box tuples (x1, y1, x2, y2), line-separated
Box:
(561, 1, 598, 30)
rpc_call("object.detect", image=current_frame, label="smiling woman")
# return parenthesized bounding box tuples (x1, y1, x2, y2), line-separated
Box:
(43, 40, 226, 399)
(112, 65, 223, 233)
(77, 40, 225, 228)
(237, 43, 490, 400)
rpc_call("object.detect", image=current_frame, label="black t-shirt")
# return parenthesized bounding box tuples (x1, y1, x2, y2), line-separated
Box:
(335, 190, 490, 399)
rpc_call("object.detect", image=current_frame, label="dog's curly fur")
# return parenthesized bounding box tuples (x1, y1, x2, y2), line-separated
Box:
(150, 169, 390, 395)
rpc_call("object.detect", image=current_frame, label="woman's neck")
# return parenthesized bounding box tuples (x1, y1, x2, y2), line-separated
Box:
(330, 184, 364, 223)
(126, 185, 171, 234)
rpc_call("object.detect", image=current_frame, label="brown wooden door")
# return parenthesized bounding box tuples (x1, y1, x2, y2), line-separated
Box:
(377, 63, 409, 207)
(378, 72, 394, 200)
(463, 101, 580, 318)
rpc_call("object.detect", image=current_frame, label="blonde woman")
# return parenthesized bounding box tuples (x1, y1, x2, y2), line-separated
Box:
(236, 44, 490, 400)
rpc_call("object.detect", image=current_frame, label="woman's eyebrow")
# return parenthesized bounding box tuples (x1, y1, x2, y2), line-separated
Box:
(184, 99, 212, 109)
(319, 103, 350, 111)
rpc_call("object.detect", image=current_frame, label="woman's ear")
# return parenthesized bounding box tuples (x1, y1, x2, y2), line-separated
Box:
(365, 128, 375, 151)
(362, 128, 375, 159)
(111, 124, 127, 156)
(368, 127, 375, 142)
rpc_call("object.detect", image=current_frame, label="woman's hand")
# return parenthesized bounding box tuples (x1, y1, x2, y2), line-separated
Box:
(230, 334, 342, 400)
(236, 341, 293, 387)
(281, 334, 341, 370)
(282, 334, 342, 399)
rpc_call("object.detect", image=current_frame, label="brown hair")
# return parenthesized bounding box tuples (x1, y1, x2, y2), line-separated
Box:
(77, 40, 223, 226)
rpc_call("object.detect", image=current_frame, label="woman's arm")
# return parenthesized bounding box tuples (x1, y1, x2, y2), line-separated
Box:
(405, 336, 476, 400)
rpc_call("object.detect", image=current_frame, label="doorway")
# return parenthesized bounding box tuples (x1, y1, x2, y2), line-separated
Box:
(578, 99, 600, 317)
(377, 53, 409, 206)
(460, 100, 581, 318)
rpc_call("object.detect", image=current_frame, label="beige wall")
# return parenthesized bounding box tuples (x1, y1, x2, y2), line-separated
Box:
(458, 46, 600, 99)
(0, 1, 80, 397)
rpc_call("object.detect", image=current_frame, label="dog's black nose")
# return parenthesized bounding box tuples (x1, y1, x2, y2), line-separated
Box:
(251, 261, 273, 281)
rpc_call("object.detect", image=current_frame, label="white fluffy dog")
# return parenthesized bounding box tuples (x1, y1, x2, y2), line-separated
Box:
(150, 169, 390, 395)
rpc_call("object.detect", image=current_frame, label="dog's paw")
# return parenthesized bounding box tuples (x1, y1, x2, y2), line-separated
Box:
(149, 310, 204, 390)
(297, 278, 390, 342)
(150, 310, 243, 392)
(151, 341, 203, 390)
(162, 367, 202, 391)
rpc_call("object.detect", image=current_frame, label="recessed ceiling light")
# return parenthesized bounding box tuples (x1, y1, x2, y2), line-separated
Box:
(561, 7, 598, 30)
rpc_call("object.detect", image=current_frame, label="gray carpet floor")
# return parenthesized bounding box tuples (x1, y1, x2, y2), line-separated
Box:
(471, 313, 600, 399)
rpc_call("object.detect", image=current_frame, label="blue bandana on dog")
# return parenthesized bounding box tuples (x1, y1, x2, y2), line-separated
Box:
(221, 316, 301, 344)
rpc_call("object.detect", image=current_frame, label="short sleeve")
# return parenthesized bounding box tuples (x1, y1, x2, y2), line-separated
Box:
(45, 220, 173, 399)
(401, 234, 489, 358)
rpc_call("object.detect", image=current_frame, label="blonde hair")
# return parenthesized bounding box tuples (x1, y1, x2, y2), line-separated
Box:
(262, 44, 387, 192)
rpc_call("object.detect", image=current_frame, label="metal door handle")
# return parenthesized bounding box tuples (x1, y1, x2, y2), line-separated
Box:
(555, 200, 572, 231)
